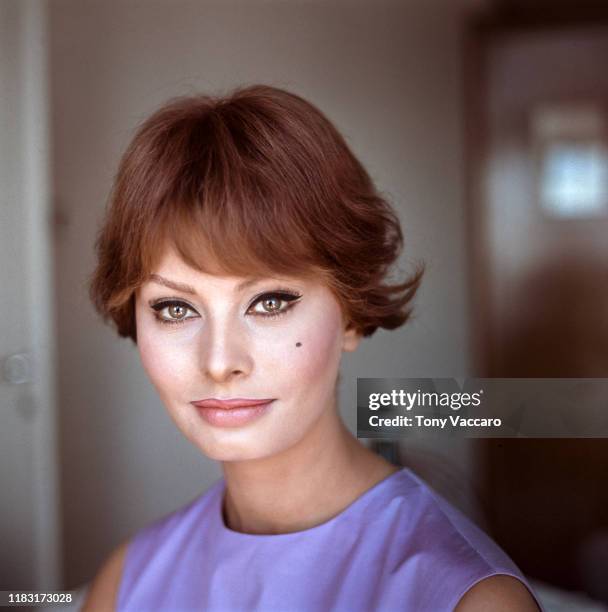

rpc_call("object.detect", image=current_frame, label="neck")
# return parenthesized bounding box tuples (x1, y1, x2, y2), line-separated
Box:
(220, 405, 398, 535)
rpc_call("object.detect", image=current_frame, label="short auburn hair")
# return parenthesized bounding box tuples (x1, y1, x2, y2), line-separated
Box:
(89, 84, 423, 344)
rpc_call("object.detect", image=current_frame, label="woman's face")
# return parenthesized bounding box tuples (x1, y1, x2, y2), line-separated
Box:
(134, 246, 361, 462)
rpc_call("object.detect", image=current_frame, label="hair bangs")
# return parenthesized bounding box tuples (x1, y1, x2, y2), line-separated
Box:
(154, 197, 328, 282)
(140, 154, 332, 285)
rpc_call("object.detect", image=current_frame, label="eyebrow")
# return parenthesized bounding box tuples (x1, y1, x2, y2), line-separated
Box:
(147, 274, 264, 295)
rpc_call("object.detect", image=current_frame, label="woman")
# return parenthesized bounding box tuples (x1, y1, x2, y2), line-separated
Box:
(84, 84, 542, 611)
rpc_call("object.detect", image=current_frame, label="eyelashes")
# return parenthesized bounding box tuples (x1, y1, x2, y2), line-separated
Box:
(149, 290, 303, 327)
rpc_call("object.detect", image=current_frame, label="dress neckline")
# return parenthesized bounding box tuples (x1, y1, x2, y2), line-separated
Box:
(212, 466, 407, 541)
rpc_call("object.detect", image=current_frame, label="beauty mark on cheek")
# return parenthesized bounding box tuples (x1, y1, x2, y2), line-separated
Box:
(296, 342, 302, 347)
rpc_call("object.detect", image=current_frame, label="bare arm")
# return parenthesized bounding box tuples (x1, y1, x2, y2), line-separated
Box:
(454, 575, 540, 612)
(81, 541, 129, 612)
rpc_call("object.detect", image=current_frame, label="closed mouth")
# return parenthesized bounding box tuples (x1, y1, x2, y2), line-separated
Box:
(191, 398, 274, 410)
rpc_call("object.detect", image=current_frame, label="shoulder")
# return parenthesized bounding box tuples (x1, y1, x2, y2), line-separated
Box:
(381, 470, 542, 609)
(88, 486, 221, 609)
(454, 575, 541, 612)
(81, 539, 130, 612)
(394, 470, 518, 568)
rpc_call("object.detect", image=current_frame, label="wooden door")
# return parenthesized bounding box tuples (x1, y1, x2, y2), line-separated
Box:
(468, 24, 608, 602)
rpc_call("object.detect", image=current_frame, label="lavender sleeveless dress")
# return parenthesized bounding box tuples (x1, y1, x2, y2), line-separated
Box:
(117, 467, 544, 611)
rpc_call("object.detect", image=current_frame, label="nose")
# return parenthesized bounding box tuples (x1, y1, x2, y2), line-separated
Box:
(199, 314, 253, 384)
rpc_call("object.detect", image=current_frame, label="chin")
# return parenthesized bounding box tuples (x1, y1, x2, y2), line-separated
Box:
(189, 424, 306, 464)
(188, 431, 282, 463)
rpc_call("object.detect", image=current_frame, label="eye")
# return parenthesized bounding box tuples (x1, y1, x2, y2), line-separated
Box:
(150, 300, 199, 326)
(247, 291, 302, 318)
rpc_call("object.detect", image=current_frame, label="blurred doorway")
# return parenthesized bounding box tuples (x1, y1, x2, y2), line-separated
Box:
(467, 15, 608, 605)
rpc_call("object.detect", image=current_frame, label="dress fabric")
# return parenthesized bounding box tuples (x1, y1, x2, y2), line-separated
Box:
(117, 467, 544, 612)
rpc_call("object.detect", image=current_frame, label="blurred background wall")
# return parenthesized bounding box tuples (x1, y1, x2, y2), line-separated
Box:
(0, 0, 60, 591)
(48, 0, 472, 589)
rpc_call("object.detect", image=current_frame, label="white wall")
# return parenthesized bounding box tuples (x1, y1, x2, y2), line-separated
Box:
(1, 0, 60, 590)
(49, 0, 471, 587)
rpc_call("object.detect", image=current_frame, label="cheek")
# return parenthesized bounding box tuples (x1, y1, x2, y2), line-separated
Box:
(257, 301, 344, 392)
(136, 317, 196, 400)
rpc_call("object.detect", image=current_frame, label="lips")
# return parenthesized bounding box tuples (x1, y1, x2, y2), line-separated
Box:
(191, 398, 274, 410)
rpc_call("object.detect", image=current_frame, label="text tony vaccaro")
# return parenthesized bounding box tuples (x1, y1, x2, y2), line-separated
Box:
(367, 389, 501, 430)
